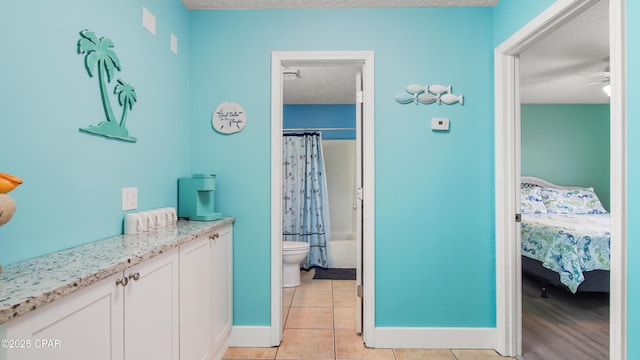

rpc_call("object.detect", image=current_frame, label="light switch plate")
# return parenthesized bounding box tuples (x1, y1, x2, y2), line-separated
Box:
(122, 187, 138, 211)
(431, 117, 450, 131)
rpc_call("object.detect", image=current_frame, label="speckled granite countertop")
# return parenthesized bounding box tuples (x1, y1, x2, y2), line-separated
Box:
(0, 217, 235, 325)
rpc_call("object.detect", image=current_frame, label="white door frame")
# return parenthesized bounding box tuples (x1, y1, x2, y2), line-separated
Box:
(355, 68, 364, 334)
(494, 0, 627, 358)
(270, 50, 376, 346)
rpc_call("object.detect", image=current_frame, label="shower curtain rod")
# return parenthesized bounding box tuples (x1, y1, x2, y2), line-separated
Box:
(283, 127, 356, 131)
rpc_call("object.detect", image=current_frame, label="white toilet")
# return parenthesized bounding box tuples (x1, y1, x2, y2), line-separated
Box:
(282, 241, 311, 287)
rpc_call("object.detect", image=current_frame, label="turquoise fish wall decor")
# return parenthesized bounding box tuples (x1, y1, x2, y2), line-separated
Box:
(77, 29, 138, 142)
(394, 83, 463, 106)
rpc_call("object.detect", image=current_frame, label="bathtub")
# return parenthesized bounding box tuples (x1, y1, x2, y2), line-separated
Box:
(326, 232, 356, 268)
(323, 140, 357, 269)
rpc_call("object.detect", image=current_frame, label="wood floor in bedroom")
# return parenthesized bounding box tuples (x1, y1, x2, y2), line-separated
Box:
(522, 273, 609, 360)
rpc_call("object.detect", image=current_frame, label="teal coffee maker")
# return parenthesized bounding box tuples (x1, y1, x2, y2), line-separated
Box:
(178, 174, 223, 221)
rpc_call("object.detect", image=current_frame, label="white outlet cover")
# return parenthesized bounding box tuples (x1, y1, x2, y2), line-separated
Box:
(142, 7, 156, 35)
(122, 187, 138, 211)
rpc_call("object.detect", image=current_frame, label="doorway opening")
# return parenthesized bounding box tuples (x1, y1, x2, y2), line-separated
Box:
(270, 51, 375, 347)
(518, 1, 610, 358)
(494, 0, 626, 358)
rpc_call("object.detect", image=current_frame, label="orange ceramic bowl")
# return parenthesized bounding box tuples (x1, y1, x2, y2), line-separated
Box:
(0, 172, 22, 193)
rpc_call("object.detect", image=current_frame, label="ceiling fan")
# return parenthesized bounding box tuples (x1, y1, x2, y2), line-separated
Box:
(541, 57, 611, 98)
(569, 57, 610, 93)
(576, 66, 610, 87)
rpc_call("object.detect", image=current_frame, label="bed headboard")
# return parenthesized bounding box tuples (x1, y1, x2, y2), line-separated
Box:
(521, 176, 591, 190)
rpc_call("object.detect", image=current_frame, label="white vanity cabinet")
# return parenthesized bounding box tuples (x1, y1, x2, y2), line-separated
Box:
(1, 248, 179, 360)
(210, 224, 233, 360)
(123, 248, 179, 360)
(179, 236, 213, 360)
(0, 220, 234, 360)
(1, 272, 124, 360)
(179, 223, 233, 360)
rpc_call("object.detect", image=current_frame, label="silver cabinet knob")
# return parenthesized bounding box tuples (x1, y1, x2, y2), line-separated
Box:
(209, 233, 219, 240)
(128, 272, 140, 281)
(116, 277, 129, 287)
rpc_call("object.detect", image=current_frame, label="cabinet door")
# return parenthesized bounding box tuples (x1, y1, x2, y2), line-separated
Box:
(211, 224, 233, 358)
(1, 273, 124, 360)
(124, 248, 179, 360)
(179, 237, 213, 360)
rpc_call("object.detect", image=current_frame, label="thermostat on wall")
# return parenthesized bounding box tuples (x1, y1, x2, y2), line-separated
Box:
(431, 117, 449, 131)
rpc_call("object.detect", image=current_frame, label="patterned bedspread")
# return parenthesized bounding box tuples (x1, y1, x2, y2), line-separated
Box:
(521, 213, 610, 293)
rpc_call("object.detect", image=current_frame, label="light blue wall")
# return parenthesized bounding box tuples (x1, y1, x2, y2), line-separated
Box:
(6, 0, 637, 354)
(626, 1, 640, 357)
(0, 0, 190, 265)
(492, 0, 556, 46)
(283, 104, 356, 139)
(189, 8, 495, 327)
(521, 104, 610, 209)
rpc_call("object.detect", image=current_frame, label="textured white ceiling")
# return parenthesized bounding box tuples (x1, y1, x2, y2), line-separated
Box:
(283, 66, 359, 104)
(182, 0, 498, 10)
(520, 0, 609, 104)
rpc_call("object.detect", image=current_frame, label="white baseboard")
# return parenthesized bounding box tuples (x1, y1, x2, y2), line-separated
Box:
(374, 327, 496, 349)
(230, 325, 495, 350)
(212, 334, 230, 360)
(229, 326, 275, 347)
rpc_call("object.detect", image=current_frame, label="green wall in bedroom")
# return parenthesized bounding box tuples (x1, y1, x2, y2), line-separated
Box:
(521, 104, 610, 210)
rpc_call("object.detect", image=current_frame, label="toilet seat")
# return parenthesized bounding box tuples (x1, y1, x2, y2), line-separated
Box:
(283, 241, 310, 251)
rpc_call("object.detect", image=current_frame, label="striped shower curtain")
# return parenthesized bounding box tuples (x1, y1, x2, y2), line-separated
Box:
(282, 132, 330, 269)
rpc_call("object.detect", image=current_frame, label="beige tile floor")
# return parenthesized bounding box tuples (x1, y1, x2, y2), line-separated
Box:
(223, 269, 514, 360)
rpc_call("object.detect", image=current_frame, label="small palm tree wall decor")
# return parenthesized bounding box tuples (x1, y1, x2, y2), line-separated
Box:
(77, 29, 138, 142)
(115, 79, 137, 128)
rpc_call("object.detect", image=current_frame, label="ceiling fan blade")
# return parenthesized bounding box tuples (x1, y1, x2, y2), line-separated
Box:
(566, 80, 608, 89)
(579, 70, 610, 78)
(536, 79, 608, 96)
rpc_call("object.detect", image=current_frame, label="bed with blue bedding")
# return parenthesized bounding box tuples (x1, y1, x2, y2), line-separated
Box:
(520, 176, 610, 293)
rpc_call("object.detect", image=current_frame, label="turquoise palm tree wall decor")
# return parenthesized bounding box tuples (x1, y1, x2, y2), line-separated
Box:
(77, 29, 138, 142)
(115, 79, 137, 129)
